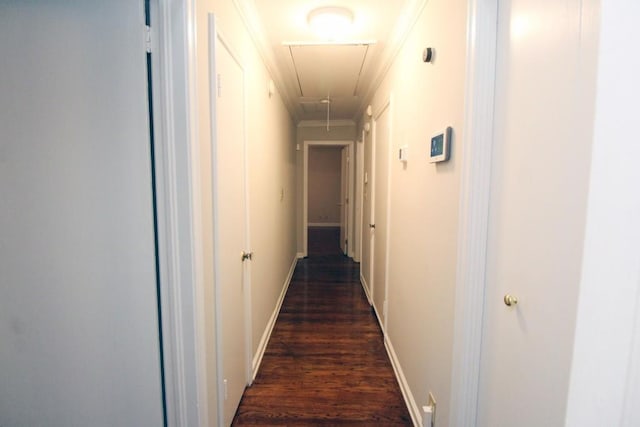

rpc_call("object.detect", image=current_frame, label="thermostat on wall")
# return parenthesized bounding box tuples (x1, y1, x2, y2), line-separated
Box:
(429, 127, 452, 163)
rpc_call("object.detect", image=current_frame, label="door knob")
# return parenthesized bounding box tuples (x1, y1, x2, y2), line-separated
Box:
(369, 223, 375, 229)
(503, 294, 518, 307)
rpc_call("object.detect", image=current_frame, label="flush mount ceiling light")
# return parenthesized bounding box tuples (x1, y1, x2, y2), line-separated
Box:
(307, 6, 354, 41)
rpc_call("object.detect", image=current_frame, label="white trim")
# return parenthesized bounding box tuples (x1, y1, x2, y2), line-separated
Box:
(297, 119, 356, 128)
(372, 300, 385, 334)
(622, 288, 640, 426)
(448, 0, 498, 426)
(368, 115, 377, 308)
(230, 0, 429, 123)
(381, 95, 393, 333)
(207, 16, 224, 426)
(360, 273, 372, 305)
(251, 255, 298, 379)
(384, 335, 421, 427)
(154, 0, 208, 425)
(371, 96, 393, 333)
(231, 0, 299, 120)
(296, 252, 305, 259)
(239, 24, 254, 387)
(308, 222, 341, 228)
(282, 39, 378, 47)
(355, 0, 428, 121)
(302, 140, 355, 258)
(354, 131, 365, 263)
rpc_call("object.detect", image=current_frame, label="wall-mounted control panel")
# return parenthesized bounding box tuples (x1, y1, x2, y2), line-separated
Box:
(429, 127, 452, 163)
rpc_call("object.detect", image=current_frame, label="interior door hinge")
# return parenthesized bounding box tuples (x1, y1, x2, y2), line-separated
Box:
(144, 25, 152, 53)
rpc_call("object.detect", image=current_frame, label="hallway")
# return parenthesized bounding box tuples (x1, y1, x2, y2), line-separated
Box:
(232, 229, 411, 425)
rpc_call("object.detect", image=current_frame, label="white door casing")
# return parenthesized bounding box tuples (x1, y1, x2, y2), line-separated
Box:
(354, 131, 366, 263)
(370, 98, 392, 331)
(208, 16, 250, 426)
(361, 125, 374, 299)
(302, 140, 355, 258)
(340, 146, 352, 255)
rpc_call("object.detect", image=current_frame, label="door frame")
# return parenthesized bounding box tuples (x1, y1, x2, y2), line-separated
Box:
(150, 1, 209, 425)
(340, 146, 349, 254)
(152, 2, 640, 427)
(369, 97, 393, 332)
(354, 130, 366, 263)
(302, 140, 355, 258)
(448, 0, 498, 425)
(154, 0, 499, 425)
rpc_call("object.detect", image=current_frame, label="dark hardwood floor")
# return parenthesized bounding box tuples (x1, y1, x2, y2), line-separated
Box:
(232, 227, 412, 426)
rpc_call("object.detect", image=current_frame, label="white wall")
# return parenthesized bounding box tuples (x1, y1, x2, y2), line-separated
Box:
(358, 0, 468, 424)
(194, 1, 297, 424)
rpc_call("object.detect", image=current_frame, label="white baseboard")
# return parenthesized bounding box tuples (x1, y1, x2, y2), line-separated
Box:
(385, 335, 422, 427)
(251, 255, 298, 379)
(307, 222, 340, 227)
(360, 273, 372, 305)
(296, 252, 305, 259)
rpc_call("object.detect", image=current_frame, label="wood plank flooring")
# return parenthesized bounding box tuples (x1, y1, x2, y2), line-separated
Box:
(232, 228, 412, 426)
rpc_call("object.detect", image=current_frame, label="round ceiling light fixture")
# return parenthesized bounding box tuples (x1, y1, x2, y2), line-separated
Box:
(307, 6, 354, 41)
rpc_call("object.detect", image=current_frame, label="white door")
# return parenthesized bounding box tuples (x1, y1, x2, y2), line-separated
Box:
(0, 2, 163, 425)
(209, 18, 249, 426)
(361, 132, 374, 295)
(340, 146, 348, 254)
(371, 102, 391, 329)
(478, 0, 593, 425)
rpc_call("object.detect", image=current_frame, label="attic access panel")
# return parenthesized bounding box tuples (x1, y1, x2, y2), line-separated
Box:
(289, 44, 368, 98)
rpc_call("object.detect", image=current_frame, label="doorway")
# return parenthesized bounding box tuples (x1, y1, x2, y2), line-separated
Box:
(302, 140, 355, 258)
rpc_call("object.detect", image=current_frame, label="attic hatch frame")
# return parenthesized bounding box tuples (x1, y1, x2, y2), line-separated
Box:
(286, 40, 374, 124)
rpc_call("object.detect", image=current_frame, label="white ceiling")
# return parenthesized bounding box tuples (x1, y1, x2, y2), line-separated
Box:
(236, 0, 423, 123)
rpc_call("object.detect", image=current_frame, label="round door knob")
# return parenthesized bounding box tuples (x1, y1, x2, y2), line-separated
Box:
(503, 294, 518, 307)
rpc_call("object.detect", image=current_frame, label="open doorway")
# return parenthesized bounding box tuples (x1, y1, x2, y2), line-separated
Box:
(302, 140, 355, 257)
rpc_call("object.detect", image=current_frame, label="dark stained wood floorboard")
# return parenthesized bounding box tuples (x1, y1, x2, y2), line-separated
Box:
(232, 228, 412, 426)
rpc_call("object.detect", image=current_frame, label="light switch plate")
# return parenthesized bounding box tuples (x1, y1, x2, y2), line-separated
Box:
(399, 145, 409, 162)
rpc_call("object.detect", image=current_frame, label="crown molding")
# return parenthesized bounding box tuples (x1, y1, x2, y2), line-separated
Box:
(232, 0, 428, 125)
(297, 119, 356, 128)
(353, 0, 429, 121)
(232, 0, 301, 122)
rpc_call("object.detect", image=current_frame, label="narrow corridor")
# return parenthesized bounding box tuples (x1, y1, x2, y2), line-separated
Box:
(232, 228, 411, 425)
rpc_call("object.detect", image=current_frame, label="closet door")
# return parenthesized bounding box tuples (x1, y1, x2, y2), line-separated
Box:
(0, 2, 163, 425)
